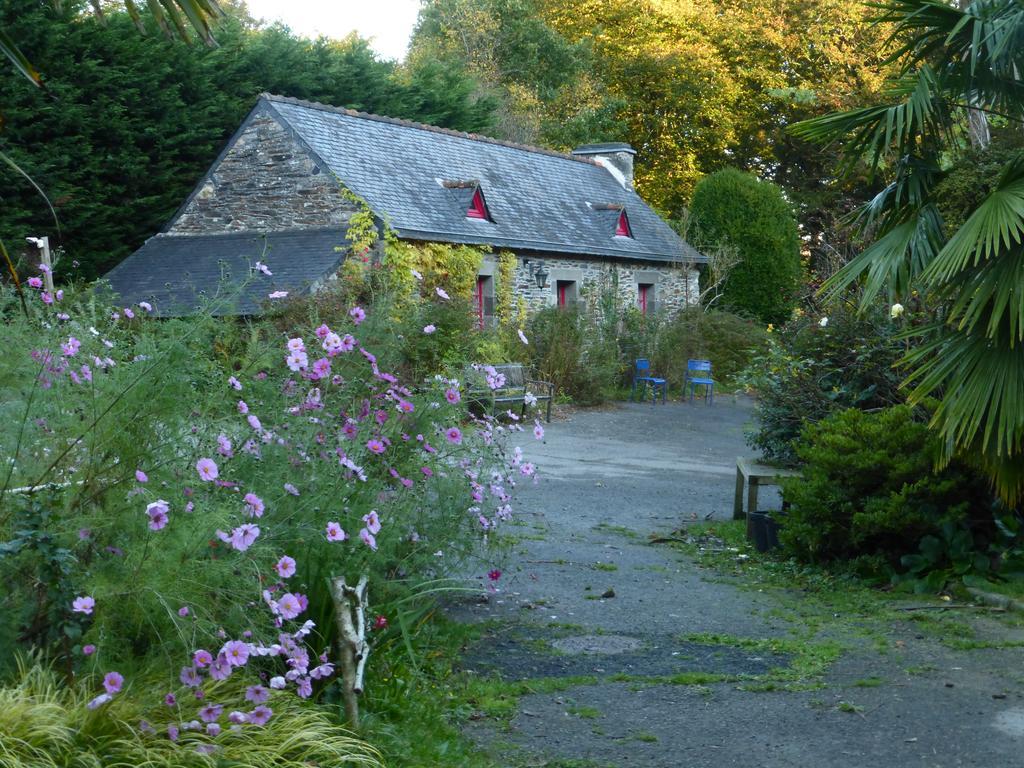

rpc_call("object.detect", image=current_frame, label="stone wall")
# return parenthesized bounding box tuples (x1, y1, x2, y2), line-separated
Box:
(169, 111, 357, 234)
(506, 252, 700, 315)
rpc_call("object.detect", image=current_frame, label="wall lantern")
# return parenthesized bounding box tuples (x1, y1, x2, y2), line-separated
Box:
(522, 258, 550, 289)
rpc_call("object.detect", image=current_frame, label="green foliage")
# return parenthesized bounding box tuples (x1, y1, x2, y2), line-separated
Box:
(525, 305, 611, 405)
(790, 0, 1024, 504)
(689, 169, 802, 324)
(740, 301, 904, 466)
(0, 0, 494, 281)
(779, 406, 994, 566)
(649, 308, 767, 389)
(0, 663, 382, 767)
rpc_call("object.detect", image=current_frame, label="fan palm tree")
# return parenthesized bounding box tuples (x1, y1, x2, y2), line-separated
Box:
(791, 0, 1024, 504)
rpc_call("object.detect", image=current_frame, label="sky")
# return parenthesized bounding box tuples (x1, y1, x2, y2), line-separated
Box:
(242, 0, 422, 61)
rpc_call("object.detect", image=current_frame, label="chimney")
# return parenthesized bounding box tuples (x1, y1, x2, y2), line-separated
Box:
(572, 143, 636, 190)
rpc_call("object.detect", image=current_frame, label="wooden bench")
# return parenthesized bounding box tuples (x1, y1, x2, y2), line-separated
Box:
(465, 363, 554, 423)
(733, 456, 802, 538)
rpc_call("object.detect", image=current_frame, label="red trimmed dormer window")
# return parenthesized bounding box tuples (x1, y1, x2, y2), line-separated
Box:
(615, 210, 632, 237)
(467, 188, 489, 220)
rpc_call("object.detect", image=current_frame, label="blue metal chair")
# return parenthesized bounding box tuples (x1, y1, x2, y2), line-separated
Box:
(631, 358, 667, 405)
(685, 359, 715, 404)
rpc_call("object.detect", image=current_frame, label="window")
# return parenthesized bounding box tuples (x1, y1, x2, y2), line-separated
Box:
(467, 188, 489, 220)
(615, 210, 632, 237)
(556, 280, 578, 308)
(474, 275, 495, 328)
(638, 283, 653, 314)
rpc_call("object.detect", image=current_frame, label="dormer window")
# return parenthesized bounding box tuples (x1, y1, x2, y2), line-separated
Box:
(615, 210, 632, 238)
(467, 187, 489, 220)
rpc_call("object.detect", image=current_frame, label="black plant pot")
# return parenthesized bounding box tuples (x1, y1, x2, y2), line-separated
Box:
(765, 514, 783, 551)
(749, 512, 770, 553)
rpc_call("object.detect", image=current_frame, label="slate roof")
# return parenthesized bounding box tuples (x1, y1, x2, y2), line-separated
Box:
(103, 229, 346, 316)
(261, 94, 704, 264)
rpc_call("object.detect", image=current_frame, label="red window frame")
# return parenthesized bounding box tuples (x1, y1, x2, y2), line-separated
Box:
(615, 210, 632, 237)
(475, 276, 486, 328)
(467, 188, 488, 219)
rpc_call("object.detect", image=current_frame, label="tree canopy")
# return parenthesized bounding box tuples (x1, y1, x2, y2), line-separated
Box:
(0, 0, 494, 279)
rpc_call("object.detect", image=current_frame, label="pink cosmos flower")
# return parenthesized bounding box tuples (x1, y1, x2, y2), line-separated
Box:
(421, 466, 433, 477)
(268, 676, 286, 690)
(445, 387, 460, 404)
(199, 704, 223, 723)
(180, 666, 201, 687)
(275, 555, 296, 578)
(366, 438, 386, 455)
(315, 324, 331, 339)
(268, 291, 288, 299)
(228, 376, 242, 390)
(245, 685, 269, 704)
(349, 306, 366, 325)
(72, 596, 95, 615)
(534, 423, 544, 440)
(41, 291, 53, 304)
(286, 350, 308, 372)
(359, 528, 378, 551)
(445, 427, 463, 445)
(322, 332, 342, 355)
(374, 615, 389, 630)
(249, 705, 273, 726)
(62, 337, 81, 357)
(243, 493, 265, 517)
(423, 324, 436, 334)
(325, 522, 346, 542)
(217, 434, 233, 457)
(195, 458, 218, 482)
(310, 357, 331, 379)
(123, 308, 135, 319)
(206, 722, 221, 737)
(209, 654, 233, 681)
(286, 337, 305, 353)
(247, 414, 262, 432)
(221, 640, 249, 667)
(27, 276, 43, 289)
(363, 510, 381, 535)
(340, 334, 356, 352)
(276, 592, 303, 620)
(284, 483, 300, 496)
(193, 649, 213, 668)
(165, 693, 177, 706)
(254, 260, 272, 276)
(146, 499, 170, 531)
(229, 524, 260, 552)
(237, 400, 249, 414)
(518, 329, 529, 345)
(82, 644, 96, 655)
(296, 677, 313, 698)
(103, 671, 124, 694)
(435, 287, 450, 300)
(228, 710, 248, 724)
(135, 469, 148, 483)
(167, 724, 179, 741)
(488, 569, 502, 581)
(397, 399, 414, 413)
(178, 606, 190, 617)
(139, 301, 152, 312)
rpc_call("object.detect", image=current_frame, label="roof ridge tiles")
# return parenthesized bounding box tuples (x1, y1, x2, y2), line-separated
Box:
(260, 93, 599, 167)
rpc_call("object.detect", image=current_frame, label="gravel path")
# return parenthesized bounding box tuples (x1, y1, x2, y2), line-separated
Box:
(452, 399, 1024, 768)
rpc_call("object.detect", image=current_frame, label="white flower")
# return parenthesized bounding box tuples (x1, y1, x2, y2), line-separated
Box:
(890, 303, 905, 319)
(269, 676, 286, 689)
(818, 317, 829, 327)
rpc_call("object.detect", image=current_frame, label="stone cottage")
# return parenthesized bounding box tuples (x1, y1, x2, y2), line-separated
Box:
(105, 94, 704, 317)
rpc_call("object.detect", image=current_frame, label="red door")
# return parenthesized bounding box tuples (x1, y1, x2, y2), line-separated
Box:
(475, 277, 485, 328)
(639, 284, 648, 314)
(558, 282, 567, 307)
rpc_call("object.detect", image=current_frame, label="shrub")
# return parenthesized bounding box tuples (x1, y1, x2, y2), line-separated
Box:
(740, 301, 904, 465)
(0, 278, 535, 734)
(689, 169, 802, 324)
(651, 308, 768, 389)
(779, 406, 994, 566)
(525, 305, 615, 405)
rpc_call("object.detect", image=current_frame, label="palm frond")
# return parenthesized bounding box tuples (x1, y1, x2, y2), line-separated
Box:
(902, 319, 1024, 503)
(0, 27, 42, 86)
